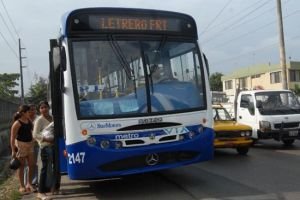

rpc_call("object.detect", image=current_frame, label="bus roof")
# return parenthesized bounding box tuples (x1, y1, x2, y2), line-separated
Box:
(60, 7, 198, 38)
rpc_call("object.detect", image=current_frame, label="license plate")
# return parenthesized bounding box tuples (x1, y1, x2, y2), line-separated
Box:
(289, 130, 298, 136)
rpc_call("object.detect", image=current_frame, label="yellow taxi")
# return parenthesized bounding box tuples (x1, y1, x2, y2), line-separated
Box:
(213, 104, 252, 155)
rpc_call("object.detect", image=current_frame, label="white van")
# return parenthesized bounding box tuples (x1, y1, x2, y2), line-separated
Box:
(236, 90, 300, 145)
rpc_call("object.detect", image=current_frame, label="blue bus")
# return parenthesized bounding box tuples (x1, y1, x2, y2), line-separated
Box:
(49, 7, 214, 183)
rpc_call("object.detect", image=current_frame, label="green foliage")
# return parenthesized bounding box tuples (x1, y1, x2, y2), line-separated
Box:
(209, 72, 223, 91)
(292, 84, 300, 96)
(25, 76, 48, 105)
(0, 73, 20, 100)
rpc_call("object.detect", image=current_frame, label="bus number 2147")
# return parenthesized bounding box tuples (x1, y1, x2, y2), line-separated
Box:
(68, 152, 86, 164)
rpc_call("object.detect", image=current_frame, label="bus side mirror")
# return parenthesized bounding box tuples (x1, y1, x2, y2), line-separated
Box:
(53, 47, 60, 71)
(61, 47, 66, 71)
(53, 47, 66, 71)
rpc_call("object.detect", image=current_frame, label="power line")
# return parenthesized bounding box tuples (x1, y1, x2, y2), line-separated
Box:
(210, 33, 300, 66)
(0, 0, 20, 38)
(202, 0, 272, 44)
(0, 10, 17, 44)
(212, 21, 276, 49)
(200, 0, 233, 35)
(211, 9, 300, 50)
(0, 30, 18, 58)
(227, 6, 275, 32)
(200, 0, 264, 36)
(221, 0, 292, 35)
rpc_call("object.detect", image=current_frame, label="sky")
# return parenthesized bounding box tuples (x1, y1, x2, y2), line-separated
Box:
(0, 0, 299, 94)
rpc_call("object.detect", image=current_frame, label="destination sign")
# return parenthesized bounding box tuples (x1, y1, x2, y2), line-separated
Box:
(89, 15, 180, 32)
(68, 13, 196, 36)
(94, 17, 168, 31)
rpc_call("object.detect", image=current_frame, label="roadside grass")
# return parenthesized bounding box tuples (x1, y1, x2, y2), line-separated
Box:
(0, 161, 21, 200)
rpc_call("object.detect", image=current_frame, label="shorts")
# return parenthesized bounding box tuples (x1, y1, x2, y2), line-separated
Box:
(15, 140, 34, 158)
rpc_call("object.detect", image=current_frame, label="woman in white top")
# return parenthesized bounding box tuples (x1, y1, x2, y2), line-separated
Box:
(33, 101, 53, 200)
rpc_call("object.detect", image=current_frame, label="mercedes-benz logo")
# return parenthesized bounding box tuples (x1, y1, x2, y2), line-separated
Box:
(145, 153, 159, 166)
(88, 123, 96, 130)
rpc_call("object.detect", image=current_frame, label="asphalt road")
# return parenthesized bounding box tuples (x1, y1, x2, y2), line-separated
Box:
(23, 140, 300, 200)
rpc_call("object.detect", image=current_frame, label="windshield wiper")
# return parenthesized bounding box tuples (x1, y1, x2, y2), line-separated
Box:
(108, 35, 133, 79)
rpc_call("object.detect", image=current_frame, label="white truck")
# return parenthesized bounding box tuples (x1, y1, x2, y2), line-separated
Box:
(236, 90, 300, 145)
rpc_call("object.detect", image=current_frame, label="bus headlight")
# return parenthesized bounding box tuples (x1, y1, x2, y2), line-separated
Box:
(115, 141, 123, 149)
(87, 136, 96, 146)
(198, 126, 203, 134)
(188, 131, 196, 139)
(240, 132, 246, 137)
(179, 135, 185, 140)
(100, 140, 110, 149)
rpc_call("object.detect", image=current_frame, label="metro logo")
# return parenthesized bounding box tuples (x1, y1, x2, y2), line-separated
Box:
(115, 133, 140, 140)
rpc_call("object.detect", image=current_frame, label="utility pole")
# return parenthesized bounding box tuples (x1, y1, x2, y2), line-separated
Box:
(19, 38, 26, 104)
(276, 0, 288, 90)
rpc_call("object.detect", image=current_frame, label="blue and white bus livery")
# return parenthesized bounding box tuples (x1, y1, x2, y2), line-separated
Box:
(49, 7, 214, 181)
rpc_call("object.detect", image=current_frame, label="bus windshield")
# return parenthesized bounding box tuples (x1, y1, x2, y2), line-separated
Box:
(71, 38, 205, 118)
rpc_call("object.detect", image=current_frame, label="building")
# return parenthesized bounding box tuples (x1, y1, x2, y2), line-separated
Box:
(222, 61, 300, 98)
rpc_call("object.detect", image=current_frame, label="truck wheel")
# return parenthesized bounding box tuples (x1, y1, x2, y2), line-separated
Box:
(282, 139, 295, 146)
(236, 147, 249, 155)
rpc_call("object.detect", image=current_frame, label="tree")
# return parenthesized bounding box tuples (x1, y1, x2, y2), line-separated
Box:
(26, 76, 48, 105)
(209, 72, 223, 91)
(0, 73, 20, 101)
(292, 84, 300, 96)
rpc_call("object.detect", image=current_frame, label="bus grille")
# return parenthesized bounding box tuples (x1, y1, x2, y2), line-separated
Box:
(99, 151, 199, 172)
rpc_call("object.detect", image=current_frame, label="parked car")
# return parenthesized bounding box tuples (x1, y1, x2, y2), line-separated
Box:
(213, 104, 252, 155)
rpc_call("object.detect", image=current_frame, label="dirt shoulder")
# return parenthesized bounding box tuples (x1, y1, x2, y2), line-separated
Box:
(0, 158, 21, 200)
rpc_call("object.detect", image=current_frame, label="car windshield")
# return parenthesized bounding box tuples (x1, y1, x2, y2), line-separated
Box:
(255, 91, 300, 115)
(71, 38, 206, 118)
(213, 107, 232, 121)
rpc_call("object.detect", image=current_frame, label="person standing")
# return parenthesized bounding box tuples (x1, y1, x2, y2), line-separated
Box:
(33, 101, 53, 200)
(10, 105, 36, 195)
(24, 104, 38, 188)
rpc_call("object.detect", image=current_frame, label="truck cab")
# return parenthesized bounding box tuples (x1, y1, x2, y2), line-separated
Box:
(236, 90, 300, 145)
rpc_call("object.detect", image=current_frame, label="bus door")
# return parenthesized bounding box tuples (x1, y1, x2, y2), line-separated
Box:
(49, 39, 67, 178)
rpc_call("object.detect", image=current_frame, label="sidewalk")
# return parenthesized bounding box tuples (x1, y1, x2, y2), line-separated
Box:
(22, 175, 67, 200)
(21, 175, 100, 200)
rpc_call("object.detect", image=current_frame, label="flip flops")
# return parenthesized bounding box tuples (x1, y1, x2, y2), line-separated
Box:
(36, 193, 52, 200)
(26, 184, 37, 192)
(19, 187, 30, 195)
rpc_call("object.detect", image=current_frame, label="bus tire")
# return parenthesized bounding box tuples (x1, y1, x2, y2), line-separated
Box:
(236, 147, 249, 155)
(282, 139, 295, 146)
